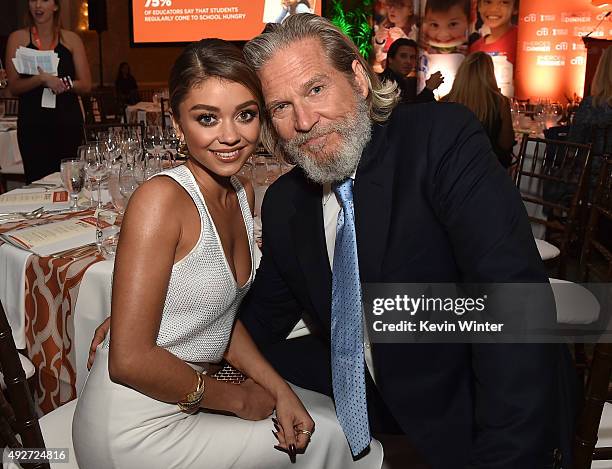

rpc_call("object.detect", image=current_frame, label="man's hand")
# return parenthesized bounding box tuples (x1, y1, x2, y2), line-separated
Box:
(426, 71, 444, 91)
(87, 316, 111, 370)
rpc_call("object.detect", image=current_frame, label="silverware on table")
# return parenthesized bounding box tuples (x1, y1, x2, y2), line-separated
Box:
(50, 243, 97, 259)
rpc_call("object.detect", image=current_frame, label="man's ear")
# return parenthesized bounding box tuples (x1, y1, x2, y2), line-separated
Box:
(351, 60, 370, 98)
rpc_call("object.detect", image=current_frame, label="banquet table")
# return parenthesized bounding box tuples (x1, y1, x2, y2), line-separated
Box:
(0, 117, 22, 170)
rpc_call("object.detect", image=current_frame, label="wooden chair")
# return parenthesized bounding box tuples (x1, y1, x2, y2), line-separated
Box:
(580, 158, 612, 282)
(159, 98, 171, 133)
(514, 135, 592, 278)
(0, 301, 50, 469)
(0, 98, 19, 117)
(573, 343, 612, 469)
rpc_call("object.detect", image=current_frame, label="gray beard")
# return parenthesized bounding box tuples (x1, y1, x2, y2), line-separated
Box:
(279, 97, 372, 185)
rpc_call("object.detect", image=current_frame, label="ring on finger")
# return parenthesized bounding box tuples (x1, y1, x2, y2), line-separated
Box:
(297, 429, 313, 438)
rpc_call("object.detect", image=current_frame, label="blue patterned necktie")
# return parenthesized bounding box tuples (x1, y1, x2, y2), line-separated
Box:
(331, 178, 371, 456)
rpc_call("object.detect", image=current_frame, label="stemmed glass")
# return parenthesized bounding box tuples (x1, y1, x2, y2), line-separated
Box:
(60, 158, 85, 211)
(84, 143, 110, 209)
(118, 162, 139, 205)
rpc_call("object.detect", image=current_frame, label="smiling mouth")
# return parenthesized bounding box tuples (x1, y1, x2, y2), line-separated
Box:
(211, 148, 243, 159)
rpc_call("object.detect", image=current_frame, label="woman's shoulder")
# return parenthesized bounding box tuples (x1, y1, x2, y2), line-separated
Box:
(8, 28, 30, 45)
(60, 29, 84, 47)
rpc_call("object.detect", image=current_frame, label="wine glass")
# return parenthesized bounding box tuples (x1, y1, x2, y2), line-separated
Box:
(60, 158, 85, 211)
(84, 143, 110, 209)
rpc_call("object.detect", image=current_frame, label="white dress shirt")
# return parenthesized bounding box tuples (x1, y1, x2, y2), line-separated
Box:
(322, 179, 377, 384)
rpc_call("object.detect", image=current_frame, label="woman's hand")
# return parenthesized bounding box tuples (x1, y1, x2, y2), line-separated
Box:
(234, 378, 275, 420)
(272, 387, 315, 462)
(88, 316, 111, 370)
(37, 66, 67, 94)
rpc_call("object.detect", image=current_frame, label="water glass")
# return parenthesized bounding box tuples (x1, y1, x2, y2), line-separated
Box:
(118, 163, 139, 203)
(84, 144, 110, 208)
(60, 158, 85, 211)
(96, 209, 122, 259)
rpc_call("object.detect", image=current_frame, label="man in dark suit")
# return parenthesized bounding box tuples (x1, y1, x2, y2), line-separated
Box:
(240, 13, 566, 469)
(378, 38, 443, 103)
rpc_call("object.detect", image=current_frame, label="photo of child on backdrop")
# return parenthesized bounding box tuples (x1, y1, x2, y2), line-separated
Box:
(371, 0, 419, 73)
(469, 0, 519, 65)
(420, 0, 470, 54)
(469, 0, 519, 96)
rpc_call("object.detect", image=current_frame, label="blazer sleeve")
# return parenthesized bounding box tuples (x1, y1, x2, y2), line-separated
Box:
(427, 104, 559, 468)
(239, 194, 302, 347)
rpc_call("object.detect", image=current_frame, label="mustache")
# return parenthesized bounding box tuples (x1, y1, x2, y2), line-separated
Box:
(286, 121, 349, 147)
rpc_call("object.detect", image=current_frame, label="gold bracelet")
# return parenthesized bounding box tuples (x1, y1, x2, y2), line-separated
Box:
(177, 369, 205, 414)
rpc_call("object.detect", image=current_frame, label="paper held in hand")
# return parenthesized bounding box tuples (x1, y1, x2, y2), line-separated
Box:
(0, 190, 70, 212)
(0, 216, 97, 257)
(12, 46, 59, 76)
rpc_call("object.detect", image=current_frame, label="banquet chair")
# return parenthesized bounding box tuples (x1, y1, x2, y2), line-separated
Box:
(514, 135, 592, 278)
(580, 158, 612, 283)
(0, 301, 50, 469)
(0, 98, 19, 117)
(159, 98, 171, 133)
(573, 343, 612, 469)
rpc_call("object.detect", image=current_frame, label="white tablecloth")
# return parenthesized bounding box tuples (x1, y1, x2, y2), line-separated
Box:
(0, 129, 21, 170)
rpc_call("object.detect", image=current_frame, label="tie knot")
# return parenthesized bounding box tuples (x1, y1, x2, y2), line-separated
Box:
(333, 178, 354, 207)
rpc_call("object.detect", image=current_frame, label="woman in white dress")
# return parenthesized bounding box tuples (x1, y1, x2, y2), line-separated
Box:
(72, 39, 382, 468)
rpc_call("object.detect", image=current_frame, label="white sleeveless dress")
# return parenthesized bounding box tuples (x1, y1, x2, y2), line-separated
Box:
(71, 165, 383, 469)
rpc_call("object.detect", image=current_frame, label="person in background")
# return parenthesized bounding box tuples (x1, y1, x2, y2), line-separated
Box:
(442, 51, 514, 167)
(115, 61, 139, 106)
(378, 38, 444, 103)
(569, 45, 612, 182)
(275, 0, 311, 23)
(421, 0, 470, 54)
(469, 0, 518, 66)
(372, 0, 419, 72)
(5, 0, 91, 183)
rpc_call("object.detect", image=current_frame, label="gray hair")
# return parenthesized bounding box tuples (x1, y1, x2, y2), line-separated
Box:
(244, 14, 399, 154)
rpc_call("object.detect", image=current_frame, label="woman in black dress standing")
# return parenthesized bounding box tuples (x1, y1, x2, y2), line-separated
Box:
(5, 0, 91, 183)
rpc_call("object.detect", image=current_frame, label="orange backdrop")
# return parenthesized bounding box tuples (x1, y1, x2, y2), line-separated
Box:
(515, 0, 611, 101)
(132, 0, 322, 43)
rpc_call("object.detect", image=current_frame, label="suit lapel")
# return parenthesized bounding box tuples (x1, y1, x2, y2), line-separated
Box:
(290, 176, 332, 330)
(354, 123, 393, 282)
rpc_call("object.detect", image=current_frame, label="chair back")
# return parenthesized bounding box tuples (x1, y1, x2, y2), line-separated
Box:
(160, 98, 171, 133)
(590, 124, 612, 160)
(580, 158, 612, 282)
(0, 98, 19, 117)
(0, 301, 50, 469)
(514, 135, 592, 277)
(573, 343, 612, 469)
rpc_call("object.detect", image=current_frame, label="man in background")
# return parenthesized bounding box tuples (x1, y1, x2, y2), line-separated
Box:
(378, 38, 443, 102)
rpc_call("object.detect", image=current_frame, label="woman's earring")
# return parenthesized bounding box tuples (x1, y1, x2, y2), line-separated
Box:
(179, 138, 189, 156)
